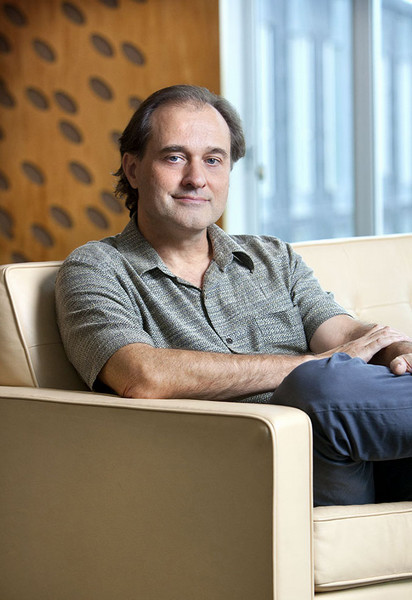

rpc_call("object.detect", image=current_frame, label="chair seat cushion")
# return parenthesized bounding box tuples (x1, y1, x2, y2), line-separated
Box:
(313, 502, 412, 592)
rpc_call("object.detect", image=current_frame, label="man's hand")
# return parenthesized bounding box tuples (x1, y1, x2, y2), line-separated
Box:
(390, 353, 412, 375)
(365, 333, 412, 374)
(315, 323, 412, 367)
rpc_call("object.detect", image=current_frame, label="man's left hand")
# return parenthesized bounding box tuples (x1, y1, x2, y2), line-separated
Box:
(390, 353, 412, 375)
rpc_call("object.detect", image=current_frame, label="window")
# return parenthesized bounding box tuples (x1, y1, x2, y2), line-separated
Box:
(381, 0, 412, 233)
(220, 0, 412, 241)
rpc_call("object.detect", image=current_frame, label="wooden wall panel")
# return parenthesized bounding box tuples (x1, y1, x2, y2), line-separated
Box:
(0, 0, 220, 262)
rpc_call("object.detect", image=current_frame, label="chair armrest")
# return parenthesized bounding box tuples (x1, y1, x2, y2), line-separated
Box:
(0, 386, 313, 600)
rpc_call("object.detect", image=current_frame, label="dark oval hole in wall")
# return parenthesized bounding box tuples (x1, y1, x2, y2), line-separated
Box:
(129, 96, 142, 111)
(0, 33, 12, 53)
(101, 191, 123, 214)
(11, 251, 29, 263)
(89, 76, 114, 101)
(0, 169, 10, 190)
(122, 42, 145, 66)
(31, 223, 54, 248)
(26, 87, 50, 110)
(32, 38, 57, 62)
(90, 33, 114, 57)
(98, 0, 118, 9)
(86, 206, 109, 229)
(110, 130, 121, 147)
(54, 90, 78, 114)
(59, 120, 83, 143)
(21, 161, 45, 185)
(61, 1, 86, 25)
(69, 161, 93, 184)
(50, 205, 73, 228)
(0, 80, 16, 108)
(0, 207, 13, 239)
(3, 3, 27, 26)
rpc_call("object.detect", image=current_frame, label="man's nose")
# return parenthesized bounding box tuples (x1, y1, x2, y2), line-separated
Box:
(181, 160, 206, 188)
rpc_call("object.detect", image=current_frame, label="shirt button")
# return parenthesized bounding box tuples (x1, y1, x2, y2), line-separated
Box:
(226, 337, 233, 344)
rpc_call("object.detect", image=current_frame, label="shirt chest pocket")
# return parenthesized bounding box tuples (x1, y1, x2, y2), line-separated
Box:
(240, 300, 308, 354)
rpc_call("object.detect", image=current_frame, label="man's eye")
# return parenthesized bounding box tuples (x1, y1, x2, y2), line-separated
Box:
(165, 155, 184, 164)
(206, 157, 219, 165)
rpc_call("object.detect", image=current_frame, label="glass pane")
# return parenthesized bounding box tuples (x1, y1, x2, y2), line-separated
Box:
(288, 36, 316, 200)
(254, 0, 354, 242)
(380, 0, 412, 233)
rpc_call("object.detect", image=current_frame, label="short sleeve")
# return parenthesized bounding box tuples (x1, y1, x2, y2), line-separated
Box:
(55, 243, 154, 390)
(287, 245, 350, 341)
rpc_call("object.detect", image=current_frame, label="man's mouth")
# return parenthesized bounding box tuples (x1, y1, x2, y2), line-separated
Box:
(172, 194, 209, 203)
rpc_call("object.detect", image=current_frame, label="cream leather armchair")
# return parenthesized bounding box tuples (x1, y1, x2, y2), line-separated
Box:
(1, 234, 412, 600)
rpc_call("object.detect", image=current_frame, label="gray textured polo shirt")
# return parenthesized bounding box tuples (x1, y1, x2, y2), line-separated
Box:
(55, 217, 348, 401)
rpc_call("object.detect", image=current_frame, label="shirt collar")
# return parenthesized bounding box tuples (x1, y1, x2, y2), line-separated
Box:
(114, 218, 255, 275)
(115, 217, 170, 276)
(208, 224, 255, 272)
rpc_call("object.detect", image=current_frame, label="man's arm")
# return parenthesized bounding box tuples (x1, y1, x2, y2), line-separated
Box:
(99, 343, 314, 400)
(99, 314, 411, 400)
(310, 314, 412, 373)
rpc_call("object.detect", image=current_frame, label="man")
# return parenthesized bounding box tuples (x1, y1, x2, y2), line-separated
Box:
(56, 84, 412, 506)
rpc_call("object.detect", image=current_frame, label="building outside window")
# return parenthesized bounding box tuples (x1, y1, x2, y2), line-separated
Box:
(381, 0, 412, 234)
(220, 0, 412, 242)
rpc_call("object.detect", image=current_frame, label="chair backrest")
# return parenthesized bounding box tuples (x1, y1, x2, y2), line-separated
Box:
(293, 233, 412, 337)
(0, 262, 87, 390)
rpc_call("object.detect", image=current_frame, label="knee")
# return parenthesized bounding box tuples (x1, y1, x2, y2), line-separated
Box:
(272, 352, 364, 413)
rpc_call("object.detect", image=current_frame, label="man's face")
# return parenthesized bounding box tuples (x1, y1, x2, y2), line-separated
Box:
(123, 102, 232, 241)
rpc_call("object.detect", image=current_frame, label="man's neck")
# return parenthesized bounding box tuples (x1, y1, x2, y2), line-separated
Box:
(137, 220, 213, 288)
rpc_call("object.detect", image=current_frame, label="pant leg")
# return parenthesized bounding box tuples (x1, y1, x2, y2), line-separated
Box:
(270, 353, 412, 506)
(374, 458, 412, 502)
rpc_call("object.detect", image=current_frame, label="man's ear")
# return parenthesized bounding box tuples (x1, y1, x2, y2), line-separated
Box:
(122, 153, 140, 188)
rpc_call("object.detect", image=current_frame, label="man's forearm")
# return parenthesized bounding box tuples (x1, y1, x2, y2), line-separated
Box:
(100, 317, 412, 400)
(99, 343, 315, 401)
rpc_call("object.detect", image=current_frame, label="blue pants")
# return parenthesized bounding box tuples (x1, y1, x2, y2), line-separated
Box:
(271, 353, 412, 506)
